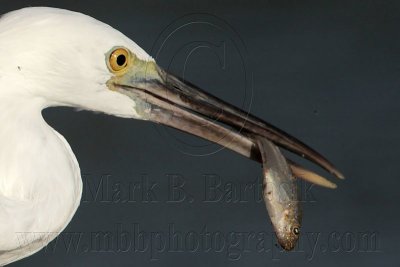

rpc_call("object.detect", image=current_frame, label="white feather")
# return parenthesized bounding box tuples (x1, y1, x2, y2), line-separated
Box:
(0, 7, 153, 265)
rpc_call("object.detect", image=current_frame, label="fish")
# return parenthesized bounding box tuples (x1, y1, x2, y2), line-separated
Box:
(254, 136, 302, 251)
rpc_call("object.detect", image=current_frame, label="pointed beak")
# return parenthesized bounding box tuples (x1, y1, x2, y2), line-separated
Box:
(110, 62, 343, 179)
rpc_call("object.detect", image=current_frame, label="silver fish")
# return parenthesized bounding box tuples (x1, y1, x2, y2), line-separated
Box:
(255, 137, 302, 251)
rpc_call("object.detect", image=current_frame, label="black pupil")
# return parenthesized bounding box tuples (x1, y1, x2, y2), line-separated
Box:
(293, 228, 299, 235)
(116, 54, 126, 66)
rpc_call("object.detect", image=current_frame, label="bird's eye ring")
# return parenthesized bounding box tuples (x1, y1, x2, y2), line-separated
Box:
(109, 48, 130, 72)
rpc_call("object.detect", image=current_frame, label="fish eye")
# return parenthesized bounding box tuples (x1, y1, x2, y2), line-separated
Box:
(293, 227, 300, 235)
(108, 48, 130, 72)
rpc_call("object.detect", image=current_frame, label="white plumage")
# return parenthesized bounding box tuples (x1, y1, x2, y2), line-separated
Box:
(0, 7, 153, 265)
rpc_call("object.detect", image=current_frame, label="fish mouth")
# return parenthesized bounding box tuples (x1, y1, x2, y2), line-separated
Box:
(276, 223, 301, 251)
(113, 64, 343, 181)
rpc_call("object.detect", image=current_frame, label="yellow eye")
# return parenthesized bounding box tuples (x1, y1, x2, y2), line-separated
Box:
(109, 48, 130, 72)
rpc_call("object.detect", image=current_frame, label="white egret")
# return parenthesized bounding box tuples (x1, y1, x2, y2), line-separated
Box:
(0, 7, 343, 265)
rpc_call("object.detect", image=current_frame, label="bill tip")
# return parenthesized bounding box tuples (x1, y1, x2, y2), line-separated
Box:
(336, 171, 345, 180)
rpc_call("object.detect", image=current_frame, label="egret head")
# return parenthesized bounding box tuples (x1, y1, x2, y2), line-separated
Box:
(0, 7, 159, 117)
(0, 7, 341, 251)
